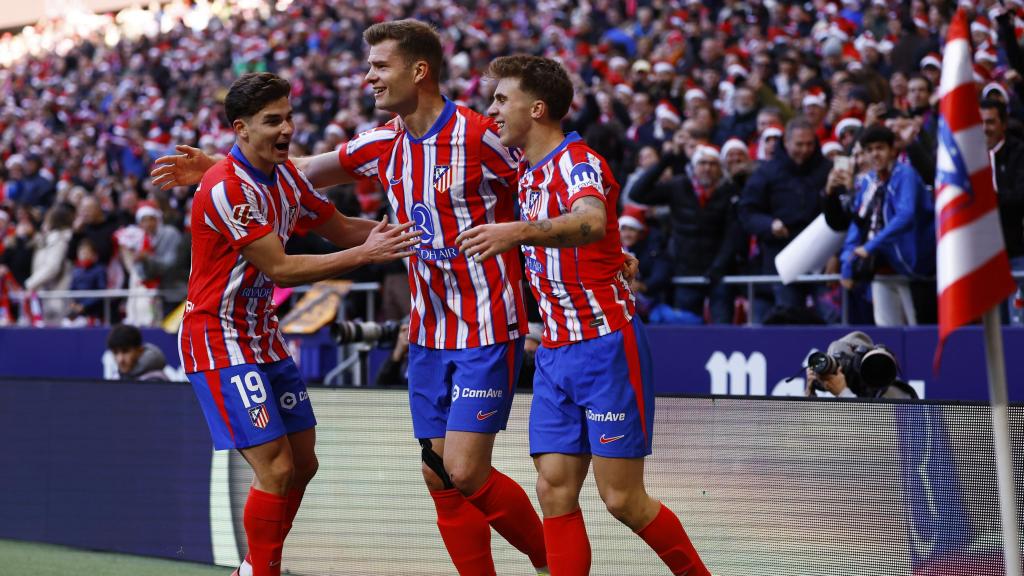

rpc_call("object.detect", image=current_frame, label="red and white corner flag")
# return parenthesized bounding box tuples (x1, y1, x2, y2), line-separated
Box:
(934, 8, 1016, 365)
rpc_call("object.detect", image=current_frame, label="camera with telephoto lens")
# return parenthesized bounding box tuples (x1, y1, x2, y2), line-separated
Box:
(808, 331, 899, 395)
(333, 320, 402, 345)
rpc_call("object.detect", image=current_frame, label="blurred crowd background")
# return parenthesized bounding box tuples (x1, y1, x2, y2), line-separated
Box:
(0, 0, 1022, 328)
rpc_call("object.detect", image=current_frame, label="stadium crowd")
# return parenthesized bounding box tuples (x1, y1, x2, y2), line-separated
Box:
(0, 0, 1022, 327)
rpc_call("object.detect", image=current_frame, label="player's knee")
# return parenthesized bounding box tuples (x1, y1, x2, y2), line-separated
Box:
(446, 460, 489, 495)
(421, 461, 449, 491)
(600, 489, 635, 523)
(535, 474, 571, 509)
(294, 455, 318, 486)
(257, 456, 295, 491)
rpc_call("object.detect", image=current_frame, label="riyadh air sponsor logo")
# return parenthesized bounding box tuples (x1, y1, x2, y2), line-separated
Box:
(239, 286, 273, 299)
(586, 409, 625, 422)
(476, 409, 499, 421)
(599, 434, 625, 444)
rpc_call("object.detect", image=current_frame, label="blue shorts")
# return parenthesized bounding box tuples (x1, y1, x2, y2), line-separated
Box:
(188, 358, 316, 450)
(407, 339, 522, 439)
(530, 318, 655, 458)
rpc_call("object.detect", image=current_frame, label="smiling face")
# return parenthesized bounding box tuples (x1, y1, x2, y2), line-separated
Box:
(235, 96, 293, 171)
(487, 77, 537, 149)
(365, 39, 421, 115)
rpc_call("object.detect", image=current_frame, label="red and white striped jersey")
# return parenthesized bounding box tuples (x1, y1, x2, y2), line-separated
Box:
(179, 145, 333, 373)
(516, 132, 634, 347)
(337, 99, 526, 349)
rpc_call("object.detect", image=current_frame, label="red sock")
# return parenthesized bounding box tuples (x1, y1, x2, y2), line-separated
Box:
(543, 508, 590, 576)
(243, 487, 287, 576)
(635, 503, 711, 576)
(430, 488, 496, 576)
(282, 487, 305, 540)
(466, 468, 547, 568)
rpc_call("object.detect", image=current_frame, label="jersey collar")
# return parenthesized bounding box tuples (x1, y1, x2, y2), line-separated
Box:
(406, 97, 457, 144)
(230, 143, 276, 186)
(526, 132, 582, 173)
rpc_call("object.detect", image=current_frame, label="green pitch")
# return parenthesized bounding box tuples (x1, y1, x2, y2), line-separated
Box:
(0, 539, 228, 576)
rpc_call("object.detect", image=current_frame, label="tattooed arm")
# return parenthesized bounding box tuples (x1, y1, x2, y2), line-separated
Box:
(456, 196, 607, 261)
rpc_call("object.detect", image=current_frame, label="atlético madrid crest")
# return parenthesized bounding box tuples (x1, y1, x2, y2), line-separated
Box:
(433, 165, 452, 194)
(248, 404, 270, 429)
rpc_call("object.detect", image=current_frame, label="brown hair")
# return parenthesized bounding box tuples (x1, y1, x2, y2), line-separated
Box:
(225, 73, 291, 123)
(487, 55, 574, 121)
(363, 19, 444, 82)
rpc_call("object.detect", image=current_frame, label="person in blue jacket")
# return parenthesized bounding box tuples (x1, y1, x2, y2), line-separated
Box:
(840, 124, 935, 326)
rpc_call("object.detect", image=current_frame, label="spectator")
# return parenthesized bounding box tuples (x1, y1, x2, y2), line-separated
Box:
(14, 155, 56, 211)
(713, 84, 759, 145)
(981, 98, 1024, 322)
(0, 208, 36, 289)
(70, 195, 118, 267)
(632, 144, 743, 324)
(739, 116, 832, 323)
(105, 323, 170, 381)
(839, 125, 935, 326)
(720, 138, 754, 190)
(23, 205, 74, 323)
(617, 206, 671, 316)
(66, 238, 108, 325)
(134, 201, 187, 305)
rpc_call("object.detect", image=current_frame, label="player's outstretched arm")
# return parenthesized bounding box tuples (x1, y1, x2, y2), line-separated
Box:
(456, 196, 606, 261)
(242, 218, 419, 287)
(313, 210, 380, 249)
(293, 151, 356, 189)
(151, 145, 220, 190)
(150, 147, 356, 191)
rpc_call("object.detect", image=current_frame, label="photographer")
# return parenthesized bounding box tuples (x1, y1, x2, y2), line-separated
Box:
(804, 331, 917, 399)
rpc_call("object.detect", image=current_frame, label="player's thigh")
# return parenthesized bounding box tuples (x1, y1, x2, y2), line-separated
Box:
(287, 427, 318, 483)
(447, 339, 521, 434)
(591, 455, 647, 502)
(188, 363, 289, 450)
(239, 434, 294, 482)
(261, 357, 316, 436)
(576, 320, 655, 459)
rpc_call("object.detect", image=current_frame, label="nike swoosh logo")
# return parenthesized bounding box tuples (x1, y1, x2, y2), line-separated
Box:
(269, 560, 281, 566)
(389, 178, 402, 186)
(476, 409, 499, 421)
(599, 434, 625, 444)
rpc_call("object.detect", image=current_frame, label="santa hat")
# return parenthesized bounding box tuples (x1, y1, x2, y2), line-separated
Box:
(684, 88, 708, 103)
(726, 63, 749, 79)
(834, 117, 863, 138)
(720, 138, 749, 162)
(920, 52, 942, 70)
(691, 144, 722, 166)
(653, 61, 675, 75)
(802, 87, 828, 109)
(757, 124, 784, 160)
(983, 82, 1010, 101)
(913, 12, 929, 31)
(975, 47, 998, 64)
(821, 139, 844, 156)
(618, 205, 647, 231)
(655, 100, 682, 125)
(974, 63, 992, 83)
(135, 201, 162, 223)
(971, 16, 992, 37)
(855, 32, 878, 55)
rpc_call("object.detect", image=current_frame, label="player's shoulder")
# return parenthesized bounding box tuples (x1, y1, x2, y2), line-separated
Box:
(348, 121, 402, 147)
(455, 104, 498, 132)
(197, 156, 257, 201)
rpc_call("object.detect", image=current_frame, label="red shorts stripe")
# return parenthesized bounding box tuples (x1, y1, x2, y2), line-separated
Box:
(620, 321, 648, 445)
(206, 370, 235, 442)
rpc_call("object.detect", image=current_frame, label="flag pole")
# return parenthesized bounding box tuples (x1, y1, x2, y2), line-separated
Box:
(982, 307, 1022, 576)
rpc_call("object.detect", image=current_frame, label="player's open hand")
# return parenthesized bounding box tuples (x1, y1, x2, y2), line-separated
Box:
(150, 145, 217, 190)
(456, 222, 521, 263)
(360, 217, 421, 263)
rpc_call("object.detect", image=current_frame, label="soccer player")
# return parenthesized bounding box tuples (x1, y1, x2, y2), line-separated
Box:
(182, 72, 419, 576)
(152, 21, 548, 576)
(456, 55, 712, 576)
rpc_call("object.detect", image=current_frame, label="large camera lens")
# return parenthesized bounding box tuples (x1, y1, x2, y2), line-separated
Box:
(859, 348, 898, 389)
(808, 351, 839, 376)
(334, 320, 401, 345)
